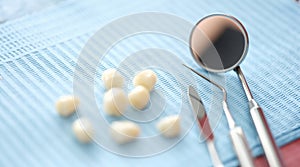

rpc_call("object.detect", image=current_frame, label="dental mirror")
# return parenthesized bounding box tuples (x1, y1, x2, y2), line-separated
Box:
(189, 14, 284, 166)
(190, 14, 248, 72)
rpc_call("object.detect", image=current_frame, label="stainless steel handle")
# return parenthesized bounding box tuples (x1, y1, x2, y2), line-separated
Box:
(235, 67, 284, 167)
(230, 127, 255, 167)
(207, 140, 224, 167)
(249, 100, 284, 167)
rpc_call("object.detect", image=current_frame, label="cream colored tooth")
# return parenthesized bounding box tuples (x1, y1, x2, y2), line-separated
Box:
(128, 86, 150, 110)
(101, 68, 124, 90)
(103, 88, 128, 116)
(156, 115, 181, 138)
(72, 118, 94, 143)
(133, 70, 157, 91)
(110, 121, 140, 144)
(55, 95, 80, 117)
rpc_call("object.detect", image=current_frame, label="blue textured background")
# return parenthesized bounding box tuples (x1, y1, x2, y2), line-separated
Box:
(0, 0, 300, 166)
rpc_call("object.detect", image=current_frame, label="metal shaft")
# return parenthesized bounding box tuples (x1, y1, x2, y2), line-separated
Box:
(207, 140, 224, 167)
(234, 67, 253, 101)
(183, 64, 235, 128)
(234, 66, 284, 167)
(184, 64, 255, 167)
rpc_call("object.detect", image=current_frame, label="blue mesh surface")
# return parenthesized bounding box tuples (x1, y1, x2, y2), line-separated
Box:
(0, 0, 300, 166)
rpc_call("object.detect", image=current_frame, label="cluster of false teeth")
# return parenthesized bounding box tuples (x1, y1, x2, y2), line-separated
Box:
(54, 68, 181, 144)
(102, 69, 157, 115)
(101, 68, 181, 144)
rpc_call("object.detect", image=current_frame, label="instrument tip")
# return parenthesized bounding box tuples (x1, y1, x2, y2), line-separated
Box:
(182, 64, 190, 69)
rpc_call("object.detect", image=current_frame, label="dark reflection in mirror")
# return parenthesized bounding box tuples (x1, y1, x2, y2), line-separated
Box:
(190, 15, 246, 71)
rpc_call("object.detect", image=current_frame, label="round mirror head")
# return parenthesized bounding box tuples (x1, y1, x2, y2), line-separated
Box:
(190, 14, 249, 73)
